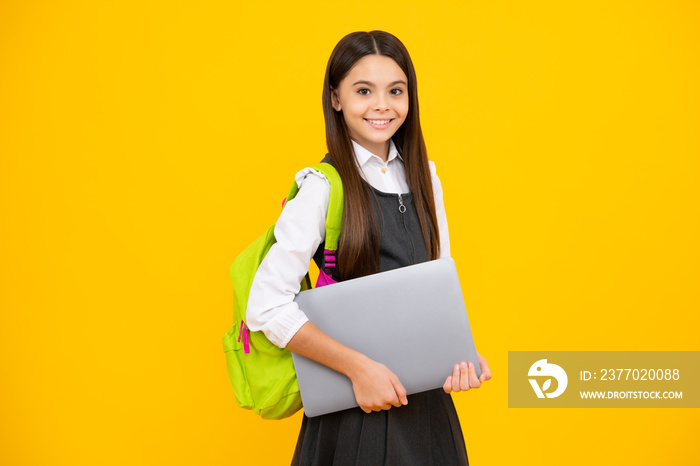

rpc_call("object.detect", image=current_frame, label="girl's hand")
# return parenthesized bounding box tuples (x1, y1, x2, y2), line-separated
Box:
(443, 351, 492, 394)
(348, 354, 408, 413)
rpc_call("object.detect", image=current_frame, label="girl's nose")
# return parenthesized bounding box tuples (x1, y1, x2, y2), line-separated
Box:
(373, 94, 390, 112)
(373, 100, 390, 112)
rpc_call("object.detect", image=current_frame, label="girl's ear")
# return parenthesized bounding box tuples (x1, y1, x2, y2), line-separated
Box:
(330, 88, 341, 111)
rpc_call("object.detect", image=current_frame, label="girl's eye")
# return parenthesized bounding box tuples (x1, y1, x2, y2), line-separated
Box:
(358, 88, 370, 95)
(390, 89, 403, 95)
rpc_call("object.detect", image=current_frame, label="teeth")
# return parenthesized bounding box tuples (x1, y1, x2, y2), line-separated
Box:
(367, 119, 391, 125)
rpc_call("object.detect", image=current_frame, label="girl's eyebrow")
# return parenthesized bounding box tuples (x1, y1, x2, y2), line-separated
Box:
(352, 80, 407, 87)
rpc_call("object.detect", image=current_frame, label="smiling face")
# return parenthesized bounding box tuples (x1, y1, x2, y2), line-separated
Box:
(330, 54, 409, 161)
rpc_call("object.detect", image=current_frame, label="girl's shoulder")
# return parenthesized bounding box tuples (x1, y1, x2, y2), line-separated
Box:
(283, 165, 333, 217)
(426, 160, 446, 200)
(428, 160, 445, 186)
(428, 160, 437, 177)
(294, 166, 332, 192)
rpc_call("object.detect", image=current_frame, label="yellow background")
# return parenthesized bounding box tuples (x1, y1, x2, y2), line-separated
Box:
(1, 1, 698, 465)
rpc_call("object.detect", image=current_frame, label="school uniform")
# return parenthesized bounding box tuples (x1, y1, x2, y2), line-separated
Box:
(247, 139, 469, 465)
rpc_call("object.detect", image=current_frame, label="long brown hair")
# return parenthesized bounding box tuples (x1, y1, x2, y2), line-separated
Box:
(323, 31, 440, 279)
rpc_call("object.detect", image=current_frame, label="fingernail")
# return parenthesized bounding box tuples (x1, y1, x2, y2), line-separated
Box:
(460, 361, 467, 368)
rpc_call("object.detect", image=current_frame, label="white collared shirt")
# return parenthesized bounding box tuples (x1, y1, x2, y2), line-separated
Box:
(246, 139, 451, 348)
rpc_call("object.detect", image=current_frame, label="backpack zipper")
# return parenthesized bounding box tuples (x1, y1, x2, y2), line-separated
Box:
(237, 320, 250, 354)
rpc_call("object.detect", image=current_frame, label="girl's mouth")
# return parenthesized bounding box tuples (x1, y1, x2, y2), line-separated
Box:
(364, 118, 394, 129)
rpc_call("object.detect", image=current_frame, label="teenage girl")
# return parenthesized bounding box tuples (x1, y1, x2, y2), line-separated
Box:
(246, 30, 492, 465)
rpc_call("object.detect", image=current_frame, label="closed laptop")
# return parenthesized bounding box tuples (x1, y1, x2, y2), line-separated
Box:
(292, 257, 480, 417)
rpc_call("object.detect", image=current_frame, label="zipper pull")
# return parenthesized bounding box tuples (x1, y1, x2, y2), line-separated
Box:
(238, 320, 250, 354)
(397, 194, 406, 214)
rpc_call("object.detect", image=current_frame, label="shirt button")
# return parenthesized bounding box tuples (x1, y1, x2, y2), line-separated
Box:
(381, 168, 387, 174)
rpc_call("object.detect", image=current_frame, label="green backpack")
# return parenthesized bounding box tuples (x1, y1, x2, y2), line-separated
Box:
(222, 162, 344, 420)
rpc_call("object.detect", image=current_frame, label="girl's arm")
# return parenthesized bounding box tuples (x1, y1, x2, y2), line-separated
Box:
(246, 169, 327, 348)
(431, 161, 492, 392)
(287, 321, 408, 413)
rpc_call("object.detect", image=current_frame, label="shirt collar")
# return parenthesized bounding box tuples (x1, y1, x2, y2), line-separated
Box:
(351, 139, 402, 168)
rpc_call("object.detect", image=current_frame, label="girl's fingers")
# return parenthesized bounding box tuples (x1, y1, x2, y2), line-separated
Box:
(443, 376, 453, 394)
(451, 363, 461, 392)
(459, 361, 470, 391)
(477, 352, 493, 382)
(479, 368, 492, 383)
(352, 360, 408, 412)
(481, 364, 492, 382)
(392, 377, 409, 406)
(468, 362, 481, 388)
(446, 360, 489, 394)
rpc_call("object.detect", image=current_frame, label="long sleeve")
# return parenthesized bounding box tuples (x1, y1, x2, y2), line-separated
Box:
(245, 169, 330, 348)
(428, 161, 451, 259)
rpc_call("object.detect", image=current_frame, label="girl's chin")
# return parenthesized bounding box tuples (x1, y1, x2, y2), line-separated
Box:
(351, 137, 395, 154)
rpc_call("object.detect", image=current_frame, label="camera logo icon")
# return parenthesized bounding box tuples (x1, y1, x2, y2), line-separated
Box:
(528, 359, 568, 398)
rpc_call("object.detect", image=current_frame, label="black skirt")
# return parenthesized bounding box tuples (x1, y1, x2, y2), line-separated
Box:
(290, 388, 469, 466)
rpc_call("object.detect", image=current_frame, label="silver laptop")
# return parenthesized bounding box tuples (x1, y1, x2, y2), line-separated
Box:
(292, 257, 480, 417)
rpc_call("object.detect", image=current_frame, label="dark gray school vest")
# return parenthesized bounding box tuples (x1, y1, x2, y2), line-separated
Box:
(313, 154, 430, 280)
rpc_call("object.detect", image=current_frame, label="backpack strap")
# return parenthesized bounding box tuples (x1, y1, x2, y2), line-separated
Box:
(309, 163, 343, 251)
(280, 163, 343, 287)
(281, 163, 344, 251)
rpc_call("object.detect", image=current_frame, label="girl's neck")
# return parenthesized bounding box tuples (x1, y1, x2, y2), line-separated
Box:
(354, 140, 390, 162)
